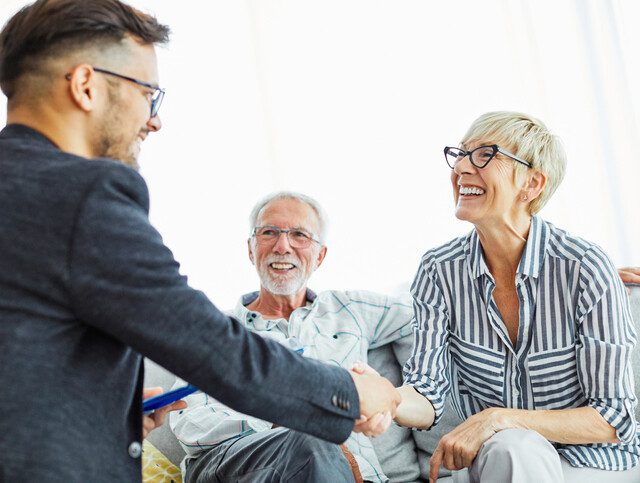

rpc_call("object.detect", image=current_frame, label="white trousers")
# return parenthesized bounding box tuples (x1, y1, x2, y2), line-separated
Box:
(451, 429, 640, 483)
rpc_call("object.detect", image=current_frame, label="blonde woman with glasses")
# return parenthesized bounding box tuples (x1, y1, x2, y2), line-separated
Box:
(362, 112, 640, 482)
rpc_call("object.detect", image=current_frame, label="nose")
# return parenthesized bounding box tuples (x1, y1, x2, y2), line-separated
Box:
(147, 114, 162, 132)
(272, 232, 292, 254)
(453, 153, 476, 176)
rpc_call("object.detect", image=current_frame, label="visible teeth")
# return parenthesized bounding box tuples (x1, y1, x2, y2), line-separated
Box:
(459, 186, 485, 196)
(271, 263, 294, 270)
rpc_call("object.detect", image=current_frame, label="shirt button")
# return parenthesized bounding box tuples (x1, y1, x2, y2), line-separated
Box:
(128, 441, 142, 458)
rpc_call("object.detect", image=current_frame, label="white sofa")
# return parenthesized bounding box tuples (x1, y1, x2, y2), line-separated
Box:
(145, 286, 640, 482)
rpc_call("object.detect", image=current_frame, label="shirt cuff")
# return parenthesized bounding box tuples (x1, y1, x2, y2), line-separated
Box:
(246, 418, 273, 433)
(589, 397, 638, 444)
(404, 374, 446, 429)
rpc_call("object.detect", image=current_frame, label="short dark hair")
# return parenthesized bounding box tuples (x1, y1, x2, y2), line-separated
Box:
(0, 0, 170, 99)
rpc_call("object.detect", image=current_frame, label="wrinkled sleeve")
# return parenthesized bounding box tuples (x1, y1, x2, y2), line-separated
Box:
(402, 253, 451, 427)
(169, 378, 271, 458)
(575, 246, 638, 444)
(343, 290, 414, 349)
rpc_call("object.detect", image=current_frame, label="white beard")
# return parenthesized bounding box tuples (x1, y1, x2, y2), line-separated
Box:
(256, 256, 317, 296)
(261, 271, 307, 295)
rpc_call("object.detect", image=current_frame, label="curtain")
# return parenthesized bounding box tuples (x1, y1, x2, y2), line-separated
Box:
(0, 0, 637, 307)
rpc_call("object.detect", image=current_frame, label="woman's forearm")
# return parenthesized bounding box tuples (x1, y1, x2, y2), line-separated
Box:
(496, 406, 618, 445)
(394, 385, 436, 429)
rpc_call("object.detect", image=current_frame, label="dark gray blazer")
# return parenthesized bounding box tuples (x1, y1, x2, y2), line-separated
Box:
(0, 125, 359, 482)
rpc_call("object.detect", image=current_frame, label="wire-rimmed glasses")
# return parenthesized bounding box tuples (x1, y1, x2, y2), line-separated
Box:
(252, 226, 320, 249)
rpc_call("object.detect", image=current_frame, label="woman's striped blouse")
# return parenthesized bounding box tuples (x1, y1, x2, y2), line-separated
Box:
(403, 216, 639, 470)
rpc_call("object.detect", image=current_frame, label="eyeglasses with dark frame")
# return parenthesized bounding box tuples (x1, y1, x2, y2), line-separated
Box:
(252, 225, 320, 249)
(444, 145, 532, 169)
(64, 66, 165, 118)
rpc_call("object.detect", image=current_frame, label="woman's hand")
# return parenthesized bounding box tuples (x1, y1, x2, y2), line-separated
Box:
(429, 408, 504, 483)
(618, 267, 640, 285)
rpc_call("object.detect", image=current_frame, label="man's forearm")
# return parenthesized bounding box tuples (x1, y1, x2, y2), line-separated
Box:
(394, 385, 436, 429)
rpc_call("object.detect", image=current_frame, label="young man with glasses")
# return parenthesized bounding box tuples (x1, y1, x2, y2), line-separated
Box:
(170, 192, 414, 483)
(0, 1, 400, 481)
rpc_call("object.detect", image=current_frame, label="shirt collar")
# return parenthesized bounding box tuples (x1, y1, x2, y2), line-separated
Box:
(467, 215, 549, 280)
(240, 289, 317, 307)
(235, 289, 317, 327)
(516, 215, 548, 278)
(468, 231, 491, 280)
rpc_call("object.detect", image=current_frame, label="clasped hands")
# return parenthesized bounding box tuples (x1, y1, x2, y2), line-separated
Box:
(350, 363, 504, 482)
(349, 362, 401, 438)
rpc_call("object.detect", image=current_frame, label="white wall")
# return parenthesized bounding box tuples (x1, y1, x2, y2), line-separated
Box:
(1, 0, 638, 309)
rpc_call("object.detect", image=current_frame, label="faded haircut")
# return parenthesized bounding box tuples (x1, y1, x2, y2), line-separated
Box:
(0, 0, 170, 100)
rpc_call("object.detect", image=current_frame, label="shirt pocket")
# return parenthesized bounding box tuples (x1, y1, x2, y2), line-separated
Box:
(449, 335, 505, 407)
(527, 345, 584, 409)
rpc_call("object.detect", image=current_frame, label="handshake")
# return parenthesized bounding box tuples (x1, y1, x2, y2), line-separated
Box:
(349, 362, 401, 437)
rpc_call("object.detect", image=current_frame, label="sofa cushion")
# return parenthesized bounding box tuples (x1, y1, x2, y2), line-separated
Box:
(368, 344, 421, 482)
(391, 329, 462, 481)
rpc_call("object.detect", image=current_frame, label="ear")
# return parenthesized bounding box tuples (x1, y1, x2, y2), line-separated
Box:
(522, 170, 546, 202)
(65, 64, 100, 113)
(314, 245, 328, 270)
(247, 238, 255, 265)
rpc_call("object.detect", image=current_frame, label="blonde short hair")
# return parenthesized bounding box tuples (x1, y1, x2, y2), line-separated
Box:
(461, 111, 566, 214)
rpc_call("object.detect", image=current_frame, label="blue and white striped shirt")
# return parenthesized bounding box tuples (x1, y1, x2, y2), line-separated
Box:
(403, 216, 639, 470)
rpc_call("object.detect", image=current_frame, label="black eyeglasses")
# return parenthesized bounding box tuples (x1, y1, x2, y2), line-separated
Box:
(444, 145, 532, 169)
(65, 67, 165, 118)
(252, 226, 320, 249)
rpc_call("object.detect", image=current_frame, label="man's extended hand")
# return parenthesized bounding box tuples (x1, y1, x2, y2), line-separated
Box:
(142, 387, 188, 439)
(349, 361, 400, 437)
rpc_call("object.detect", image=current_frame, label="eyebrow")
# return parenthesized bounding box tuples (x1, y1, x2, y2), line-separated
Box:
(263, 224, 311, 232)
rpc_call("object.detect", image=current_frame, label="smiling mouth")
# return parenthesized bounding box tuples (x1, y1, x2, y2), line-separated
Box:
(269, 262, 296, 271)
(458, 186, 485, 196)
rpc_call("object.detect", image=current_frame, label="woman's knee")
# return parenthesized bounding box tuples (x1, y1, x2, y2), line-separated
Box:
(482, 429, 554, 458)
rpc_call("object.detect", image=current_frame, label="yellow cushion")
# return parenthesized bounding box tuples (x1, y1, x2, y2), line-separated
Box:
(142, 439, 183, 483)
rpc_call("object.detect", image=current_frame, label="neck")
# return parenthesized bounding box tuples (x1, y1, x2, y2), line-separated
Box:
(246, 287, 308, 320)
(474, 213, 532, 277)
(7, 104, 94, 158)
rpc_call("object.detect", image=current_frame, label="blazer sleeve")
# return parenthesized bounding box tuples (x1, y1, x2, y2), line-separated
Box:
(67, 164, 359, 443)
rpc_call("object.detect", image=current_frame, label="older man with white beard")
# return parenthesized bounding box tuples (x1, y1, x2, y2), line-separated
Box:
(169, 191, 413, 483)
